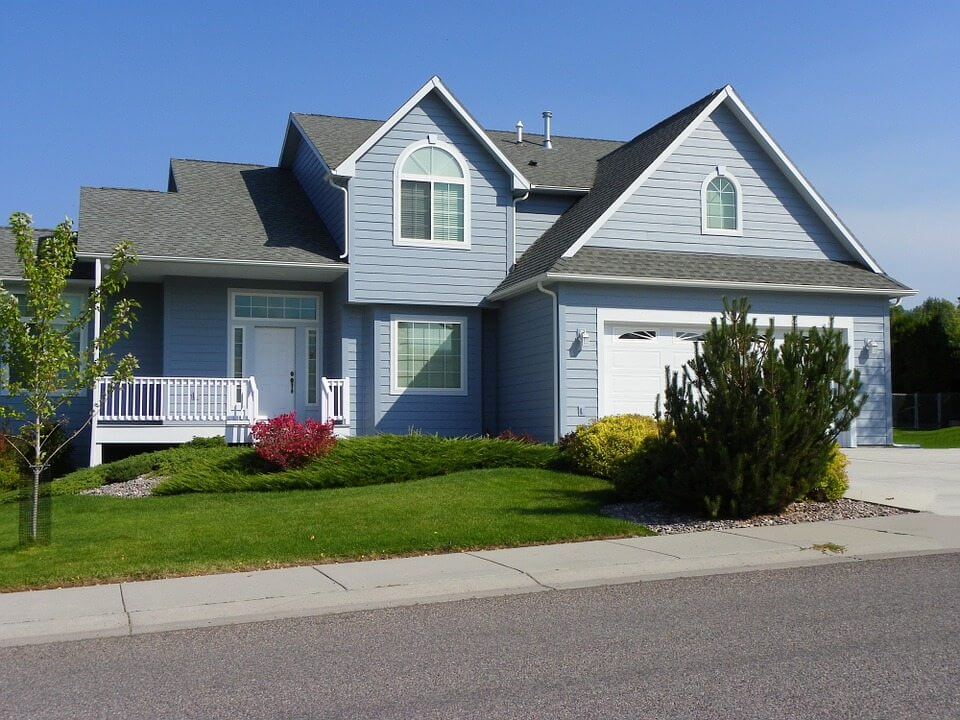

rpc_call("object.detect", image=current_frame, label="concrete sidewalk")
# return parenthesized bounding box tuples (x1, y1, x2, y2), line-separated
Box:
(845, 448, 960, 515)
(2, 512, 959, 648)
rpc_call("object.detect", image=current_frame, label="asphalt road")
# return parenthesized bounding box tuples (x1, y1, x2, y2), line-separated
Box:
(2, 554, 959, 719)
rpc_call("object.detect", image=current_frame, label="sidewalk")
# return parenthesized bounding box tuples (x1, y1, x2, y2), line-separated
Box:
(3, 512, 959, 648)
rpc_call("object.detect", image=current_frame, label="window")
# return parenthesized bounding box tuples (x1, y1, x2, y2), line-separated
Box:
(675, 331, 705, 342)
(232, 327, 244, 378)
(391, 316, 466, 394)
(395, 141, 470, 248)
(618, 329, 657, 341)
(233, 294, 317, 320)
(701, 169, 742, 235)
(306, 328, 319, 405)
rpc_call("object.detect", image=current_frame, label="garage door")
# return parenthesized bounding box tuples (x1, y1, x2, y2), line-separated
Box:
(602, 323, 706, 417)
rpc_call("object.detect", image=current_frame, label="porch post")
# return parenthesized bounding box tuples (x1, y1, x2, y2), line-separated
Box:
(92, 258, 102, 361)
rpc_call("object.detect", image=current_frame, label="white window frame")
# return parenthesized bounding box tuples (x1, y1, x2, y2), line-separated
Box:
(227, 289, 323, 408)
(393, 138, 472, 250)
(1, 288, 89, 396)
(305, 327, 320, 407)
(701, 167, 743, 237)
(390, 313, 468, 396)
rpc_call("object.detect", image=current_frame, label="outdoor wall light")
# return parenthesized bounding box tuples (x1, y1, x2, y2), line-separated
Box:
(864, 339, 879, 355)
(576, 329, 591, 344)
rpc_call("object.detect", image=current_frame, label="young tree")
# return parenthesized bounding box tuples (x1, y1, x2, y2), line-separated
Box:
(0, 212, 138, 544)
(658, 297, 863, 518)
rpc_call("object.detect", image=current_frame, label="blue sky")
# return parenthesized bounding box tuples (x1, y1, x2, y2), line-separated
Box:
(1, 0, 955, 305)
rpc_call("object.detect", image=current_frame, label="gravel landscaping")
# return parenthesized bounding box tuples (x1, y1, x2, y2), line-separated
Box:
(603, 498, 909, 535)
(80, 475, 164, 498)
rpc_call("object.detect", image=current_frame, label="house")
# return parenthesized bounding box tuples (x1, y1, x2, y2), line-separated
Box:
(1, 77, 915, 466)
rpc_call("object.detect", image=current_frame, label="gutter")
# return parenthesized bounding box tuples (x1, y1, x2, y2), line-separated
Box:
(488, 272, 917, 302)
(510, 191, 529, 268)
(327, 175, 349, 259)
(536, 281, 560, 443)
(75, 253, 348, 271)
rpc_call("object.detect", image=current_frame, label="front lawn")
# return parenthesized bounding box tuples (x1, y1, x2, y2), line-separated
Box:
(893, 427, 960, 448)
(0, 468, 649, 591)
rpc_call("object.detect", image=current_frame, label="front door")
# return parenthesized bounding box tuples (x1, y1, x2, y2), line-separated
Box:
(253, 326, 296, 417)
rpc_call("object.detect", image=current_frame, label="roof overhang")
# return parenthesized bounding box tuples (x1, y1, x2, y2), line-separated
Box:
(77, 253, 348, 283)
(487, 271, 917, 302)
(331, 76, 531, 192)
(560, 86, 886, 275)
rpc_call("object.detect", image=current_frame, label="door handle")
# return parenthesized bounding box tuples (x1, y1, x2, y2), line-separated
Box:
(290, 370, 295, 393)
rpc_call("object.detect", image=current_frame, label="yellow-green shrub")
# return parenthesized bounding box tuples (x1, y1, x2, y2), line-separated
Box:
(807, 444, 849, 501)
(561, 415, 659, 479)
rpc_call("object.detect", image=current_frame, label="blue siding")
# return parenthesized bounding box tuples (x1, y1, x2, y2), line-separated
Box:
(349, 91, 512, 305)
(557, 283, 892, 445)
(292, 137, 346, 254)
(116, 282, 163, 376)
(371, 304, 483, 435)
(589, 106, 852, 261)
(497, 290, 555, 442)
(516, 193, 576, 258)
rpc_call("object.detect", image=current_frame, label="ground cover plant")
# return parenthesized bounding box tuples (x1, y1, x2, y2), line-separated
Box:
(40, 433, 560, 498)
(0, 468, 649, 591)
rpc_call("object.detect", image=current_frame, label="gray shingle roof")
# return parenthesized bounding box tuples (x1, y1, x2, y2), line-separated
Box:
(549, 247, 912, 293)
(495, 89, 724, 294)
(78, 160, 344, 265)
(0, 226, 54, 277)
(289, 113, 624, 189)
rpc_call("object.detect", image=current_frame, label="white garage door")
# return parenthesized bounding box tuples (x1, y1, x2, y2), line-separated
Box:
(602, 323, 707, 417)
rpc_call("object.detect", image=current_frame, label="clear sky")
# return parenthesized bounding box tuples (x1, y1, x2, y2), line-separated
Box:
(1, 0, 955, 306)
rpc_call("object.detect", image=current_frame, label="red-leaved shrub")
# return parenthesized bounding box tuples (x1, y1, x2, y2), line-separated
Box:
(250, 413, 336, 469)
(496, 429, 538, 444)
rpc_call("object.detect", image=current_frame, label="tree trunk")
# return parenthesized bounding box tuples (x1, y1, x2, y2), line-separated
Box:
(30, 421, 41, 541)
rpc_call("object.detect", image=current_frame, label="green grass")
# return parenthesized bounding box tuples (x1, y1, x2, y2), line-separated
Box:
(894, 427, 960, 448)
(40, 435, 561, 498)
(0, 468, 649, 591)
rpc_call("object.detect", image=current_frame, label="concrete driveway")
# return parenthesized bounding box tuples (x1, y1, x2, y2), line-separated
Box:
(844, 447, 960, 516)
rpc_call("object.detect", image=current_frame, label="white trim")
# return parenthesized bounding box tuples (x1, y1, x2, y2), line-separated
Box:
(333, 76, 531, 192)
(561, 86, 885, 275)
(561, 91, 727, 258)
(231, 325, 246, 379)
(393, 139, 472, 249)
(305, 327, 320, 406)
(487, 271, 916, 302)
(92, 258, 102, 362)
(595, 307, 856, 422)
(228, 288, 323, 323)
(389, 313, 468, 396)
(77, 253, 348, 271)
(700, 168, 743, 237)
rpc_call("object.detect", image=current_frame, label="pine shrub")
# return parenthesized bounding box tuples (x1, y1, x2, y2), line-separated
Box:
(658, 298, 863, 518)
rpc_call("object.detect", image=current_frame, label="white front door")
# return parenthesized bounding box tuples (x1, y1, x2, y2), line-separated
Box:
(253, 326, 296, 417)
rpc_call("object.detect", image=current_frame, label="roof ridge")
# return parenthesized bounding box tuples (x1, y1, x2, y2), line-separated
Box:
(170, 158, 269, 168)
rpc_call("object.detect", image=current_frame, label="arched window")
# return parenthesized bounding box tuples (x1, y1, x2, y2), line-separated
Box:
(701, 168, 742, 236)
(395, 141, 470, 247)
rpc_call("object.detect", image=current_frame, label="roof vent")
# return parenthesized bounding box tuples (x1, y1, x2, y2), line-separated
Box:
(542, 111, 553, 149)
(515, 120, 524, 144)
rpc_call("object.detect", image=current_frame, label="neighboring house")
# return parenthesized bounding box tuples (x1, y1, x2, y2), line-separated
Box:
(0, 77, 915, 466)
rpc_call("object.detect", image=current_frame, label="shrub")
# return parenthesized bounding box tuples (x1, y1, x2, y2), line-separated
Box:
(807, 445, 849, 502)
(0, 437, 23, 491)
(659, 298, 863, 518)
(496, 429, 538, 444)
(11, 420, 74, 480)
(183, 435, 227, 449)
(153, 433, 559, 495)
(612, 432, 681, 501)
(562, 415, 659, 480)
(250, 414, 337, 469)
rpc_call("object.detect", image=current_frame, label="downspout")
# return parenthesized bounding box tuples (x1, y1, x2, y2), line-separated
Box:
(327, 174, 349, 259)
(511, 191, 529, 267)
(536, 281, 560, 443)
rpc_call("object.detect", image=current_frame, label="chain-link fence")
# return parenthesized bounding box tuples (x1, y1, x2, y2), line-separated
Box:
(892, 393, 960, 430)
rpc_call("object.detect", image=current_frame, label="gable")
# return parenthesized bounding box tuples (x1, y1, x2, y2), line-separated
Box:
(585, 105, 854, 262)
(348, 89, 515, 305)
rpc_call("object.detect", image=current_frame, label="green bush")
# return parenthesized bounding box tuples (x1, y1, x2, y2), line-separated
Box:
(183, 435, 228, 449)
(659, 298, 864, 519)
(11, 420, 75, 480)
(807, 445, 849, 502)
(0, 438, 23, 492)
(612, 432, 681, 501)
(49, 434, 560, 496)
(561, 415, 659, 480)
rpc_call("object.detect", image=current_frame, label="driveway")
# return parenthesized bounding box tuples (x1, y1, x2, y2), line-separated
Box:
(844, 447, 960, 515)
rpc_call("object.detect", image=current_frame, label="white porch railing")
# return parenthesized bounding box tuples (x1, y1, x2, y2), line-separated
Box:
(321, 376, 350, 426)
(94, 376, 260, 425)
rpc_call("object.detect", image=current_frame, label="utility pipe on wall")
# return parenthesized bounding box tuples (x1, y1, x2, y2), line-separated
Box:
(536, 281, 560, 443)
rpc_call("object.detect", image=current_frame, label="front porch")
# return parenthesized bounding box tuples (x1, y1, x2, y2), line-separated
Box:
(90, 375, 350, 465)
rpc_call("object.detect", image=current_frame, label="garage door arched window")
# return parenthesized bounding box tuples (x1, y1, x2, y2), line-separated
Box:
(701, 168, 743, 236)
(395, 140, 471, 249)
